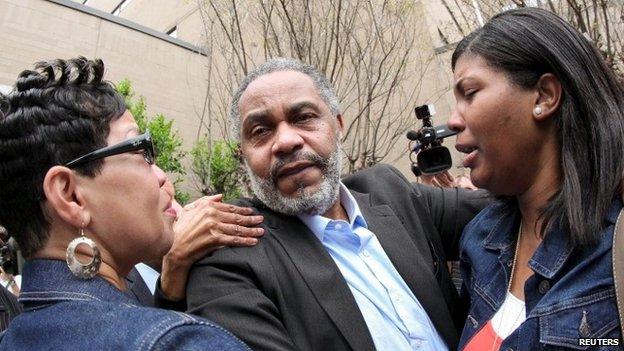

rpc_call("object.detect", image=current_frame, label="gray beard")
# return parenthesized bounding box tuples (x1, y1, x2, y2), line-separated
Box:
(245, 146, 342, 216)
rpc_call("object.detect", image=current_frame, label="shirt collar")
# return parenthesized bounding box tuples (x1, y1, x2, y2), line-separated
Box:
(298, 182, 368, 242)
(482, 197, 623, 279)
(531, 195, 623, 278)
(480, 201, 572, 279)
(19, 259, 139, 307)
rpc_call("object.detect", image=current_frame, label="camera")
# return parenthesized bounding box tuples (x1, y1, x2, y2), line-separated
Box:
(0, 237, 19, 275)
(407, 104, 457, 176)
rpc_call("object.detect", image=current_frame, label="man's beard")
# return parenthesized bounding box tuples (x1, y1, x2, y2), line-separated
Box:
(245, 145, 342, 216)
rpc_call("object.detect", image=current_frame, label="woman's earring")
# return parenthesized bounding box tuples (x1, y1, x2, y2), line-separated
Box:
(66, 228, 101, 279)
(533, 105, 543, 116)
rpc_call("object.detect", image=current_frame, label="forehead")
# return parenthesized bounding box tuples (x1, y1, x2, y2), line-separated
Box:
(453, 54, 500, 81)
(107, 110, 139, 144)
(238, 70, 323, 116)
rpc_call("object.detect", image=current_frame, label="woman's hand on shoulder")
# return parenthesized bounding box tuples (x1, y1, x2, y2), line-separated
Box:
(160, 194, 264, 300)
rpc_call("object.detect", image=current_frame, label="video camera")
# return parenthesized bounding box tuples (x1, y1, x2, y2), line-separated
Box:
(407, 104, 457, 176)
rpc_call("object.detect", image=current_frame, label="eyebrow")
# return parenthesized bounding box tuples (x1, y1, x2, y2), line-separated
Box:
(124, 126, 140, 138)
(285, 101, 322, 115)
(454, 77, 477, 92)
(241, 111, 270, 133)
(454, 77, 467, 92)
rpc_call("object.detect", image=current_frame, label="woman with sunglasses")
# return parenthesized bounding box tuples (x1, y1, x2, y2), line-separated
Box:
(448, 8, 624, 350)
(0, 57, 258, 350)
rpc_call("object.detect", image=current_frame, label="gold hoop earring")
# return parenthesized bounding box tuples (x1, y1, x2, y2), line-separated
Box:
(66, 228, 101, 279)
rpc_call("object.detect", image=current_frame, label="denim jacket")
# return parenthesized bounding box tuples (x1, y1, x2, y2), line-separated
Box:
(0, 259, 250, 351)
(459, 198, 622, 350)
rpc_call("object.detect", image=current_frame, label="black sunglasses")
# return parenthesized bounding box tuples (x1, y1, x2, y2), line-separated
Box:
(64, 130, 155, 168)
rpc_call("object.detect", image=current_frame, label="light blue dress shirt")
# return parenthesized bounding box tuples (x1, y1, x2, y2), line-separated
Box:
(134, 262, 159, 295)
(299, 183, 448, 351)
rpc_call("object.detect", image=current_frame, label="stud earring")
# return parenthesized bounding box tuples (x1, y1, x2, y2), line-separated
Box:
(66, 227, 101, 279)
(534, 106, 543, 116)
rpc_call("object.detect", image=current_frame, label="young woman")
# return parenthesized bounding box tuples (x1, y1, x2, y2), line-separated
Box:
(448, 8, 624, 350)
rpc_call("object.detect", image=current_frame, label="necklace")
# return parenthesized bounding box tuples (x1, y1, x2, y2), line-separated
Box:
(508, 223, 522, 292)
(489, 222, 526, 351)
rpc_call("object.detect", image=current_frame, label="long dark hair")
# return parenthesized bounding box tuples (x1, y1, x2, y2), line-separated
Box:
(452, 8, 624, 246)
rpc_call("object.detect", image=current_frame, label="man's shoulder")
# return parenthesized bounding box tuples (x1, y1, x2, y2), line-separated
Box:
(342, 163, 412, 193)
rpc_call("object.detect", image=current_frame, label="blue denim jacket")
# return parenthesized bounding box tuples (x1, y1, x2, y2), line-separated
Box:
(459, 198, 622, 350)
(0, 259, 250, 351)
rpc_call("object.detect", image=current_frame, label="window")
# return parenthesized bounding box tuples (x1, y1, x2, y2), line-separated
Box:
(166, 26, 178, 38)
(112, 0, 132, 16)
(525, 0, 538, 7)
(502, 3, 517, 11)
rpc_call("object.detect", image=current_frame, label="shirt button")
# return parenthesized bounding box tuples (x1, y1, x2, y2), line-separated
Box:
(538, 280, 550, 294)
(362, 250, 370, 257)
(334, 223, 342, 230)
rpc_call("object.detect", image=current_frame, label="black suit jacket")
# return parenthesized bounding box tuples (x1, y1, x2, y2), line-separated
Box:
(127, 267, 154, 307)
(185, 164, 488, 350)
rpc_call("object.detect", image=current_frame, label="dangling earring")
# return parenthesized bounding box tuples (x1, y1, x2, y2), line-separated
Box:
(66, 227, 101, 279)
(533, 105, 543, 116)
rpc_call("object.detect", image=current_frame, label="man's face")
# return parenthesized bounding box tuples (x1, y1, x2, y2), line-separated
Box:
(238, 70, 344, 215)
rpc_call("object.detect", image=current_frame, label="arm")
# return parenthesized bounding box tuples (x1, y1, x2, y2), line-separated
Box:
(413, 182, 490, 260)
(185, 248, 298, 351)
(159, 195, 264, 301)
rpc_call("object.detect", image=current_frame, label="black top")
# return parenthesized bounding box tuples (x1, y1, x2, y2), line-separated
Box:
(0, 284, 21, 332)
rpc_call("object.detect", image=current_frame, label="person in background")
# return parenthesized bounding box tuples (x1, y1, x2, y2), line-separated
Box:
(0, 285, 20, 332)
(0, 57, 259, 350)
(0, 227, 23, 331)
(448, 8, 624, 350)
(420, 170, 477, 190)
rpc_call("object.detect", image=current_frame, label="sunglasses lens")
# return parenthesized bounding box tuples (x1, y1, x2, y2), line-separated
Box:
(144, 146, 155, 164)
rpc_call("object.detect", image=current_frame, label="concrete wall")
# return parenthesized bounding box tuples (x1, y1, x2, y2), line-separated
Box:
(1, 0, 471, 190)
(0, 0, 211, 192)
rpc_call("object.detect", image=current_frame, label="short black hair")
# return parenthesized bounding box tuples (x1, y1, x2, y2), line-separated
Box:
(452, 8, 624, 246)
(0, 57, 126, 257)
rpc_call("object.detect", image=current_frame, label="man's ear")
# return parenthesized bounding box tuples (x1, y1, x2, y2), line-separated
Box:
(533, 73, 562, 121)
(336, 114, 345, 138)
(42, 166, 89, 228)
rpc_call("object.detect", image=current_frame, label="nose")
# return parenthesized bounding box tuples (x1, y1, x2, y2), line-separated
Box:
(271, 122, 304, 157)
(152, 164, 167, 188)
(447, 108, 465, 133)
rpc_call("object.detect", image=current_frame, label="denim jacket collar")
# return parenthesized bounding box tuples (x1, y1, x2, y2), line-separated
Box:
(482, 197, 621, 280)
(481, 200, 574, 280)
(482, 201, 519, 252)
(19, 259, 139, 309)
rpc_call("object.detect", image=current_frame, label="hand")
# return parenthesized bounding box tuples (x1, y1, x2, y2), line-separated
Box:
(420, 170, 456, 188)
(160, 194, 264, 300)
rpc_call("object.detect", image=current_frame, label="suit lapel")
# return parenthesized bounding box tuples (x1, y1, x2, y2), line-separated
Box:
(264, 212, 376, 351)
(352, 191, 458, 346)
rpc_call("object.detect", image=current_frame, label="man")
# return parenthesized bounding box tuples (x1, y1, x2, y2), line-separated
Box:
(0, 227, 20, 332)
(182, 58, 488, 350)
